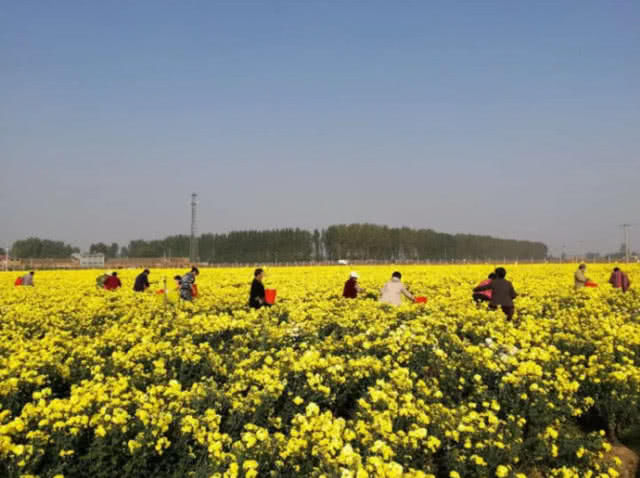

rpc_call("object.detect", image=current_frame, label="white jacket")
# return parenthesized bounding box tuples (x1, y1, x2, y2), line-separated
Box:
(380, 277, 414, 306)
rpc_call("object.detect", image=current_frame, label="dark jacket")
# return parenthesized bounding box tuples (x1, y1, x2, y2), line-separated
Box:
(133, 272, 150, 292)
(343, 278, 358, 299)
(249, 279, 266, 309)
(474, 278, 517, 306)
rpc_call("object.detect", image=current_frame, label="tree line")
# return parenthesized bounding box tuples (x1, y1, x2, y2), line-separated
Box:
(122, 224, 548, 262)
(321, 224, 547, 261)
(9, 238, 80, 259)
(9, 224, 549, 261)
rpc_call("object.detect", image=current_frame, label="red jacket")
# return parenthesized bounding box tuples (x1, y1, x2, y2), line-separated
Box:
(104, 275, 122, 290)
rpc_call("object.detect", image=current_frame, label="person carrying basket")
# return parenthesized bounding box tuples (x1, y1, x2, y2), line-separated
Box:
(249, 268, 273, 309)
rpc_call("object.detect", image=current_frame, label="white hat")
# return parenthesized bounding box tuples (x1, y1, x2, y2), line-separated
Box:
(350, 271, 359, 278)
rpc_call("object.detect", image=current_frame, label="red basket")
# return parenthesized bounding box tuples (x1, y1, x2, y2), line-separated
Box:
(415, 296, 428, 304)
(265, 289, 277, 304)
(585, 281, 598, 288)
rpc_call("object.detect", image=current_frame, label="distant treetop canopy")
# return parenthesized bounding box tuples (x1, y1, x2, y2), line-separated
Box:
(10, 225, 549, 261)
(124, 224, 548, 262)
(10, 238, 80, 259)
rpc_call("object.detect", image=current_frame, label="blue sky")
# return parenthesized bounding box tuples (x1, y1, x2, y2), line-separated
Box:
(1, 1, 638, 255)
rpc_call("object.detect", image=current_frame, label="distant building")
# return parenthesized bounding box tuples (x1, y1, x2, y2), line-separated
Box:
(71, 252, 105, 268)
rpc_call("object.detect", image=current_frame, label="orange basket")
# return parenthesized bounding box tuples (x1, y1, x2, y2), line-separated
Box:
(265, 289, 277, 304)
(415, 296, 428, 304)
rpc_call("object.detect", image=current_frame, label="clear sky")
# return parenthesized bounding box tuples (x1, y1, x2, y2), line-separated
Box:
(1, 1, 638, 256)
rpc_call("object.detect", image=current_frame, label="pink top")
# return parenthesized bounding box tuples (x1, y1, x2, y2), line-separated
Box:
(476, 279, 493, 299)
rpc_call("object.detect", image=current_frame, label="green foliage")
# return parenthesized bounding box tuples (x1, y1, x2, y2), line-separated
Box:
(89, 242, 120, 258)
(10, 238, 79, 259)
(126, 224, 548, 261)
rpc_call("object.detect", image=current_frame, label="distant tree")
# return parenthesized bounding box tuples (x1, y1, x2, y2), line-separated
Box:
(89, 243, 109, 256)
(108, 243, 119, 258)
(119, 246, 129, 258)
(127, 240, 165, 258)
(0, 247, 4, 256)
(313, 229, 322, 261)
(11, 238, 77, 258)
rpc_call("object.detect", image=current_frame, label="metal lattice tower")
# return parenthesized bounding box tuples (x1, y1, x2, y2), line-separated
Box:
(190, 193, 199, 262)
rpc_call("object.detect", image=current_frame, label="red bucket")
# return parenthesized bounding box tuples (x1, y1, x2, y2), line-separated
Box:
(265, 289, 277, 305)
(415, 296, 428, 304)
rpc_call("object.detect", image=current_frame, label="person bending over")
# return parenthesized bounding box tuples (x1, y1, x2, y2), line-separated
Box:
(474, 267, 517, 320)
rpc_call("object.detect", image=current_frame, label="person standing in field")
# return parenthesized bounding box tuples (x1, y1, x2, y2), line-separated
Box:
(473, 272, 496, 305)
(379, 271, 415, 306)
(179, 267, 199, 301)
(249, 268, 270, 309)
(574, 264, 590, 290)
(103, 272, 122, 290)
(21, 271, 35, 286)
(609, 267, 631, 292)
(133, 269, 151, 292)
(473, 267, 517, 320)
(343, 271, 364, 299)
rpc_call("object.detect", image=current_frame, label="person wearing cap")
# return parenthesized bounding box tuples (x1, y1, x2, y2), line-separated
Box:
(103, 272, 122, 290)
(343, 271, 364, 299)
(574, 264, 589, 290)
(380, 271, 414, 306)
(133, 269, 151, 292)
(180, 266, 199, 301)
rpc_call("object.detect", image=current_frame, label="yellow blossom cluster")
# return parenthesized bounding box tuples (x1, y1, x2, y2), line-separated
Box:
(0, 264, 638, 478)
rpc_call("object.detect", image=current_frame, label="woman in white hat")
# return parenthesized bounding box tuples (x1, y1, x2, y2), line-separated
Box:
(343, 271, 364, 299)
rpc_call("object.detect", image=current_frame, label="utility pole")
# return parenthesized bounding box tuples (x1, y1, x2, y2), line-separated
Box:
(619, 224, 632, 263)
(618, 224, 640, 263)
(618, 224, 631, 262)
(189, 193, 199, 263)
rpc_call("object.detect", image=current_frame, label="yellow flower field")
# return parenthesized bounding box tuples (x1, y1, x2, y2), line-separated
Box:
(1, 264, 639, 478)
